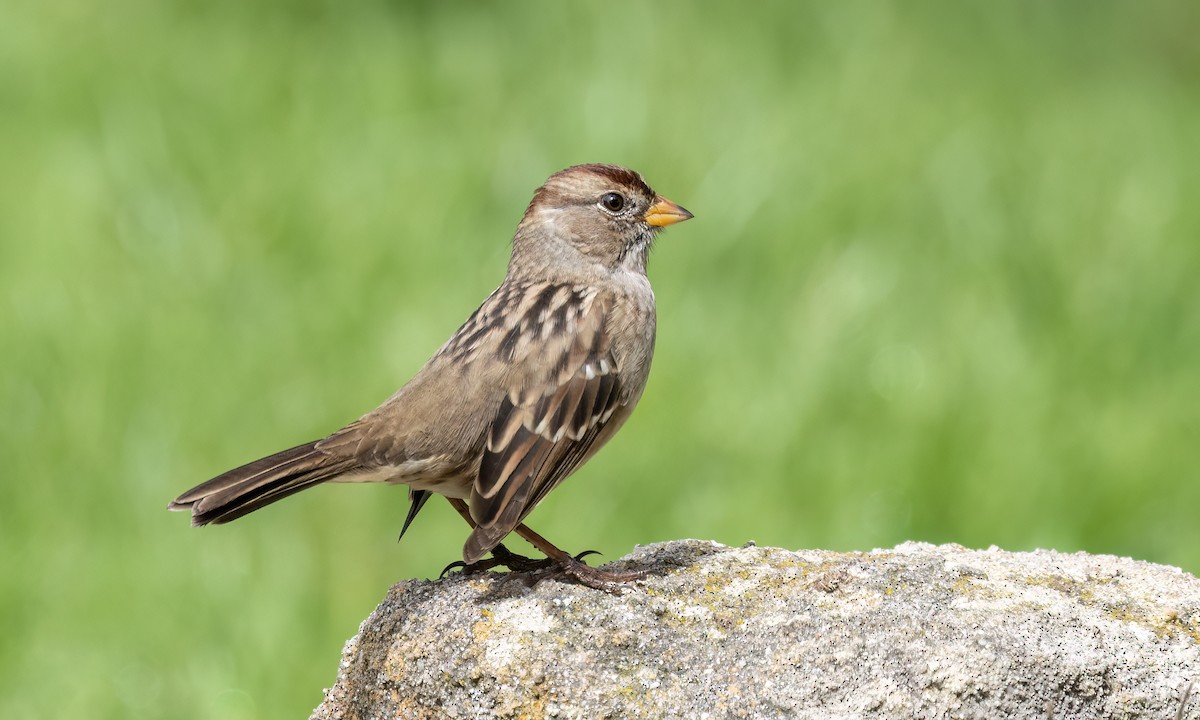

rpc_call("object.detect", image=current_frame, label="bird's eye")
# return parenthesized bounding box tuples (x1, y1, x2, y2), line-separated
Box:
(599, 192, 626, 212)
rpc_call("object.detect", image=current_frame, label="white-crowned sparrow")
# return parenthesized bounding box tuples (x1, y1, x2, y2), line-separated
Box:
(169, 164, 693, 589)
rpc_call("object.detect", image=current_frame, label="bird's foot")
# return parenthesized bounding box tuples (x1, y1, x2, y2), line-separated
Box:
(439, 547, 628, 589)
(439, 544, 555, 578)
(550, 551, 647, 594)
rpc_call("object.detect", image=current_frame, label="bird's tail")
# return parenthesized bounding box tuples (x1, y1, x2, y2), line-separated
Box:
(169, 441, 353, 526)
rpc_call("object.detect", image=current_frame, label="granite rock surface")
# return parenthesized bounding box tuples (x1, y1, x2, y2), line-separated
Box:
(311, 540, 1200, 719)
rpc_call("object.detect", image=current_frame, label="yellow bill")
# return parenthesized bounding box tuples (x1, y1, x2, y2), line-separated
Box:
(644, 196, 694, 227)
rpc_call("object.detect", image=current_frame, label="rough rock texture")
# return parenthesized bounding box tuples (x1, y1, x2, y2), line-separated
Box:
(311, 541, 1200, 720)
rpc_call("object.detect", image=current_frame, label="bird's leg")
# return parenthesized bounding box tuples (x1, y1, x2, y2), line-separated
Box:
(439, 499, 625, 586)
(512, 522, 647, 592)
(440, 498, 551, 575)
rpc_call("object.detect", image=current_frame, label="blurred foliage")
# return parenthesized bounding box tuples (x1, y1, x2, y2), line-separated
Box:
(2, 1, 1198, 717)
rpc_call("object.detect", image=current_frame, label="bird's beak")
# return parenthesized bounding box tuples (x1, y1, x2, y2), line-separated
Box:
(644, 196, 694, 227)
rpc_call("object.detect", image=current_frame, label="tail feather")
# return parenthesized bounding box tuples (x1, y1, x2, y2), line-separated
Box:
(169, 441, 354, 526)
(398, 489, 431, 541)
(195, 451, 323, 514)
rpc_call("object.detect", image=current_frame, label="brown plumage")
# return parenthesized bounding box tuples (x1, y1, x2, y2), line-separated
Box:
(169, 164, 693, 589)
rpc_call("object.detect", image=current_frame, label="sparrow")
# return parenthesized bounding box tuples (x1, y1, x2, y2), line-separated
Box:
(169, 164, 693, 590)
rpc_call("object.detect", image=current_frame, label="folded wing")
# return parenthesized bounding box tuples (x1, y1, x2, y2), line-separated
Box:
(463, 291, 624, 563)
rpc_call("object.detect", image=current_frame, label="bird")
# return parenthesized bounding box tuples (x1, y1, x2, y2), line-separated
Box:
(168, 164, 693, 590)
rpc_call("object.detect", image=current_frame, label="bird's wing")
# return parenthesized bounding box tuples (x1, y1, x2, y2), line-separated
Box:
(462, 288, 625, 563)
(313, 281, 602, 470)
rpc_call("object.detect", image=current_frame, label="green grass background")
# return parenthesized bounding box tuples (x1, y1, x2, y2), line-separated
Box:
(3, 1, 1198, 717)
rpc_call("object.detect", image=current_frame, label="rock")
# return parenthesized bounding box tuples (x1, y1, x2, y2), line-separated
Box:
(311, 540, 1200, 720)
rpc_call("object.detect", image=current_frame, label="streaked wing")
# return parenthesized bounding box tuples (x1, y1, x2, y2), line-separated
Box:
(463, 291, 624, 562)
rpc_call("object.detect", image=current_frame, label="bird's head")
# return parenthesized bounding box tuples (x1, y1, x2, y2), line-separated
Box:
(510, 164, 692, 279)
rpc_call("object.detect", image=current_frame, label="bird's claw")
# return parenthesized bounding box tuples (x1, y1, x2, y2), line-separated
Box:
(439, 561, 468, 579)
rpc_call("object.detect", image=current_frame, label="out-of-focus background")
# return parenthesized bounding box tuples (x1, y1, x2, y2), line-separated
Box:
(3, 2, 1198, 717)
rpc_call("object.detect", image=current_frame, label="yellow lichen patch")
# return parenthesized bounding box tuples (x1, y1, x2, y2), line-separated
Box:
(1160, 612, 1200, 643)
(794, 559, 841, 578)
(1023, 575, 1096, 604)
(1019, 574, 1200, 645)
(772, 558, 810, 572)
(1103, 603, 1200, 644)
(951, 576, 978, 596)
(471, 608, 495, 645)
(512, 691, 547, 720)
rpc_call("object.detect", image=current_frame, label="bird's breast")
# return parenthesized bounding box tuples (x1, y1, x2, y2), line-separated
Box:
(606, 274, 657, 395)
